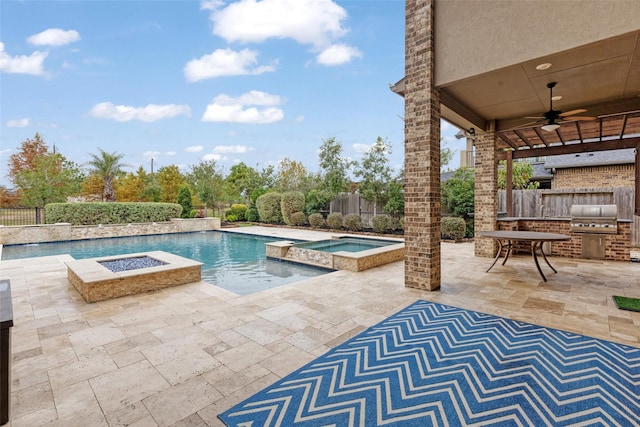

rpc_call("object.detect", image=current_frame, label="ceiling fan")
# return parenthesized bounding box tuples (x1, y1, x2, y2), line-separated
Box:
(522, 82, 596, 131)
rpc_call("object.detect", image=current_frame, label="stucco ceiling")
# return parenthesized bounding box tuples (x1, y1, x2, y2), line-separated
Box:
(438, 30, 640, 133)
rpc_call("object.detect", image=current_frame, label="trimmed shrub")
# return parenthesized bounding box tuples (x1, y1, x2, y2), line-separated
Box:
(308, 213, 325, 228)
(371, 214, 391, 233)
(256, 192, 282, 223)
(326, 212, 343, 230)
(290, 212, 308, 226)
(281, 191, 305, 225)
(45, 202, 182, 225)
(246, 205, 260, 222)
(399, 216, 404, 231)
(343, 214, 363, 232)
(225, 204, 247, 222)
(388, 216, 401, 232)
(441, 216, 466, 240)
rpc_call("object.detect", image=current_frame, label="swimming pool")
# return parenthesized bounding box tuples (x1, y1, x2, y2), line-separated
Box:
(1, 232, 327, 295)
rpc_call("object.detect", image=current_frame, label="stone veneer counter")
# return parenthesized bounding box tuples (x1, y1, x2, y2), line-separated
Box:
(66, 251, 202, 303)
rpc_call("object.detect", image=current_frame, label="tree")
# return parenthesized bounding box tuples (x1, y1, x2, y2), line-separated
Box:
(354, 137, 393, 215)
(442, 167, 475, 236)
(157, 165, 185, 203)
(14, 153, 82, 208)
(318, 137, 353, 195)
(0, 186, 21, 208)
(498, 160, 540, 190)
(384, 169, 404, 218)
(116, 166, 150, 202)
(7, 133, 49, 184)
(177, 185, 193, 218)
(225, 162, 260, 204)
(441, 138, 454, 171)
(186, 159, 224, 213)
(85, 149, 126, 201)
(276, 157, 308, 192)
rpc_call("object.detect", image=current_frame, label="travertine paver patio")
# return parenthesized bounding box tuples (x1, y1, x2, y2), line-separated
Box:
(1, 226, 639, 426)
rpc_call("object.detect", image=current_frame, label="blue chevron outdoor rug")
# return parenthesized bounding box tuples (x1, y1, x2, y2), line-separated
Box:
(219, 300, 640, 426)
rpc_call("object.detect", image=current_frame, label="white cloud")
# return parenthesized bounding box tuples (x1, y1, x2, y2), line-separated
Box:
(184, 48, 275, 82)
(206, 0, 349, 50)
(213, 145, 251, 154)
(0, 42, 48, 75)
(143, 151, 161, 160)
(186, 145, 204, 153)
(27, 29, 80, 46)
(352, 143, 371, 153)
(295, 115, 305, 123)
(202, 90, 284, 124)
(316, 43, 362, 66)
(90, 102, 191, 122)
(202, 153, 223, 162)
(165, 151, 176, 156)
(6, 118, 30, 128)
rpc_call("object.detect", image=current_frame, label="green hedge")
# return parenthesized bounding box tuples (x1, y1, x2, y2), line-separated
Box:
(441, 216, 466, 240)
(45, 202, 182, 225)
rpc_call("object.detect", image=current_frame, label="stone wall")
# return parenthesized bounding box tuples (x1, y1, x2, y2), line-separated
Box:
(1, 218, 220, 246)
(554, 164, 634, 189)
(496, 218, 630, 262)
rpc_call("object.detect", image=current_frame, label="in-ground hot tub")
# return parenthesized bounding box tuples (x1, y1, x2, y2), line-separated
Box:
(266, 236, 404, 272)
(293, 237, 399, 253)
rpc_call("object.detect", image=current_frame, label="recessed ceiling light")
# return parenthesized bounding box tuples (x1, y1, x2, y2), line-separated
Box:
(551, 95, 562, 101)
(536, 63, 552, 71)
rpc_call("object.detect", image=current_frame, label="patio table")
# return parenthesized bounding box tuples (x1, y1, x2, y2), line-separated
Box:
(479, 231, 570, 282)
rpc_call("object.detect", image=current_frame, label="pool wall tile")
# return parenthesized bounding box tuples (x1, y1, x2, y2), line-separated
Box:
(1, 218, 221, 246)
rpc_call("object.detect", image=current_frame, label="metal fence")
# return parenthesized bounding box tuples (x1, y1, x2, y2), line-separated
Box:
(0, 208, 43, 226)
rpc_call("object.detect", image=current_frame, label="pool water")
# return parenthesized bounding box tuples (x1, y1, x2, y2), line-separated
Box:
(1, 232, 327, 295)
(294, 237, 398, 253)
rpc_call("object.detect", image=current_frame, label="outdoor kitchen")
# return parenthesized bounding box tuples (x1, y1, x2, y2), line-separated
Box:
(496, 203, 631, 262)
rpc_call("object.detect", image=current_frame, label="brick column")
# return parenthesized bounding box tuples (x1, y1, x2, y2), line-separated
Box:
(404, 0, 441, 291)
(474, 123, 498, 257)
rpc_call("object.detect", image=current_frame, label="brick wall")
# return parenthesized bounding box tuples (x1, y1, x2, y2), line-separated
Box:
(474, 126, 499, 257)
(404, 0, 441, 290)
(496, 218, 630, 262)
(554, 164, 634, 189)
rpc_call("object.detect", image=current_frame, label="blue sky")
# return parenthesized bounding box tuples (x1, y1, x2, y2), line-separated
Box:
(0, 0, 463, 188)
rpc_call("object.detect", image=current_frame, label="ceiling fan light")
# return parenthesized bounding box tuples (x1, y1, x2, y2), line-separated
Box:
(541, 123, 560, 132)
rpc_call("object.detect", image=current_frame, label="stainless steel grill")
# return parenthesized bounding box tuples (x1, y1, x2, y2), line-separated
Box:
(570, 204, 618, 234)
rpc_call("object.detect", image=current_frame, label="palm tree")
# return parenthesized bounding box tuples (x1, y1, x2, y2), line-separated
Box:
(86, 149, 126, 201)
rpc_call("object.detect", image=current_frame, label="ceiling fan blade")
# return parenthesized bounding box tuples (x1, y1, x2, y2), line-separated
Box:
(559, 109, 587, 117)
(505, 120, 542, 130)
(561, 116, 596, 121)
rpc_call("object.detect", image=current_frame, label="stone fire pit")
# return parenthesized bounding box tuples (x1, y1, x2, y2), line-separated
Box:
(66, 251, 202, 303)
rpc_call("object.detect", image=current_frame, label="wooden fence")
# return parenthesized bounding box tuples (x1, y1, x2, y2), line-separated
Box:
(498, 187, 640, 247)
(329, 193, 386, 228)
